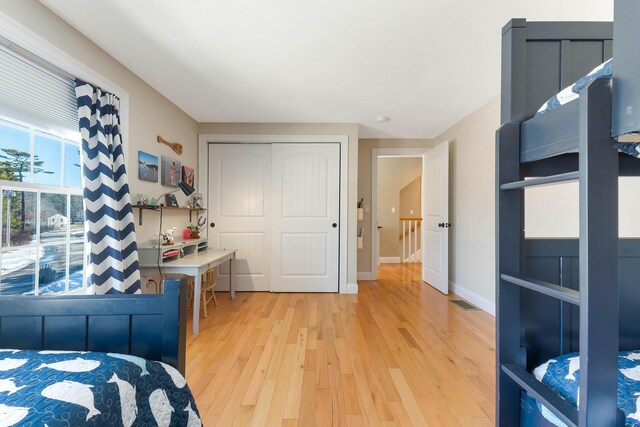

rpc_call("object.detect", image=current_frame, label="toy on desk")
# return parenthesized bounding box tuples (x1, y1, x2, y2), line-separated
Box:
(160, 227, 177, 245)
(187, 223, 200, 239)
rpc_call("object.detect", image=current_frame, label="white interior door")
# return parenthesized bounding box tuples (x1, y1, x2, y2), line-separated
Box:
(271, 143, 340, 292)
(209, 144, 271, 291)
(422, 140, 449, 294)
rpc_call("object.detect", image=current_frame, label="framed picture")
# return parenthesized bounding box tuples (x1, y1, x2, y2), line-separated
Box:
(182, 166, 194, 187)
(161, 156, 181, 187)
(165, 193, 179, 208)
(138, 151, 158, 182)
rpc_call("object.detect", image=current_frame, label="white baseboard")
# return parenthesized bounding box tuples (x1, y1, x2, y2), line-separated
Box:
(379, 257, 400, 264)
(449, 280, 495, 316)
(346, 282, 359, 294)
(357, 272, 373, 281)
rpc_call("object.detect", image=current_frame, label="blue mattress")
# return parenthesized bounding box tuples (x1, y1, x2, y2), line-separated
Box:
(523, 351, 640, 426)
(0, 349, 201, 426)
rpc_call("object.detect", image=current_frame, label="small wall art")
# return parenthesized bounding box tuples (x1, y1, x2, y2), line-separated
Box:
(161, 155, 181, 187)
(138, 151, 158, 182)
(182, 166, 194, 187)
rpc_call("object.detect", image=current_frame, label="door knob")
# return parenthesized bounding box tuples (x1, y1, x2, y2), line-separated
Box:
(438, 222, 444, 228)
(332, 223, 337, 228)
(210, 222, 215, 228)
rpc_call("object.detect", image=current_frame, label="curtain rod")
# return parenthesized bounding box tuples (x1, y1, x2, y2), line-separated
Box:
(0, 35, 76, 86)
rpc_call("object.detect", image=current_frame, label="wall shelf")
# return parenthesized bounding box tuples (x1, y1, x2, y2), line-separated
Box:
(132, 205, 206, 225)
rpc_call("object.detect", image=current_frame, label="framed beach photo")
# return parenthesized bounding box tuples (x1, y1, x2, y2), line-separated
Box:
(182, 166, 194, 187)
(161, 155, 181, 187)
(138, 151, 158, 182)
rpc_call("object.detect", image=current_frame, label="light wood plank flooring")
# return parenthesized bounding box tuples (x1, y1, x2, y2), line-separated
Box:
(186, 263, 496, 426)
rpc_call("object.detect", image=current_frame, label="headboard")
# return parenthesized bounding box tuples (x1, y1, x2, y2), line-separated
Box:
(0, 278, 188, 374)
(501, 19, 612, 125)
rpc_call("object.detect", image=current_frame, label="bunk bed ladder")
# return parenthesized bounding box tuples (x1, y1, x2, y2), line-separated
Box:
(497, 78, 621, 427)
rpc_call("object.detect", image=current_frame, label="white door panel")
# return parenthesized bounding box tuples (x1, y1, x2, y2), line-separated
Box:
(271, 143, 340, 292)
(209, 144, 271, 291)
(422, 140, 449, 294)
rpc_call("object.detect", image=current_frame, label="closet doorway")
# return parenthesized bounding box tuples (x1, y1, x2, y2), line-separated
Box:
(208, 142, 340, 293)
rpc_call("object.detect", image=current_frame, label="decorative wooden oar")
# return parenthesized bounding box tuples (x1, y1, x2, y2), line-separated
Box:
(157, 135, 183, 155)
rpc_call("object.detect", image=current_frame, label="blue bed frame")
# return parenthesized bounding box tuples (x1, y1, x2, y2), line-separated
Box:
(497, 0, 640, 426)
(0, 277, 188, 375)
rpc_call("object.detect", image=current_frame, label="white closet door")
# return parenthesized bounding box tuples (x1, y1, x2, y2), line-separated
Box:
(271, 143, 340, 292)
(209, 144, 271, 291)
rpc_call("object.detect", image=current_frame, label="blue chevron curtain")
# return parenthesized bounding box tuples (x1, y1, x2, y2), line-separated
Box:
(76, 81, 141, 294)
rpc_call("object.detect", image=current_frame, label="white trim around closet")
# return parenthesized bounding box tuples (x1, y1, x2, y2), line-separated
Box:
(198, 134, 350, 294)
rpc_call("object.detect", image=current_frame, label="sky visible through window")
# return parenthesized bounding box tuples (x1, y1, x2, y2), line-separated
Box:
(0, 123, 31, 182)
(0, 119, 81, 188)
(34, 134, 61, 185)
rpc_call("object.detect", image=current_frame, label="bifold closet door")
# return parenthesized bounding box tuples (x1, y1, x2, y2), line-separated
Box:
(208, 144, 271, 291)
(270, 143, 340, 292)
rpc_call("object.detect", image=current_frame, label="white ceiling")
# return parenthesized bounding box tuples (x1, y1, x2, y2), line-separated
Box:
(40, 0, 612, 138)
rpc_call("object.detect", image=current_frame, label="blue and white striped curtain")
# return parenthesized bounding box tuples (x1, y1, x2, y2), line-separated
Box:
(76, 81, 141, 294)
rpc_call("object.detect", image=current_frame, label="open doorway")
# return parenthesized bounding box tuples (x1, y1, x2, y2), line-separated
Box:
(371, 143, 450, 294)
(376, 156, 422, 266)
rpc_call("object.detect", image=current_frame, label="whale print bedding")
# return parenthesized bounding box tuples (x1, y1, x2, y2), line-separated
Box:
(0, 349, 201, 427)
(536, 59, 613, 117)
(534, 58, 640, 159)
(524, 351, 640, 427)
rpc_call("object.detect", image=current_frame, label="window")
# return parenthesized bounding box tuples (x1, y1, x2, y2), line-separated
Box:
(0, 115, 85, 295)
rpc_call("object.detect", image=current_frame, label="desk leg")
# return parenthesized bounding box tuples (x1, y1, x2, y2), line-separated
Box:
(229, 257, 235, 299)
(193, 273, 201, 334)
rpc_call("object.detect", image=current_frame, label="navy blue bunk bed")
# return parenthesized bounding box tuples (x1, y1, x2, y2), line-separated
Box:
(0, 278, 202, 425)
(497, 1, 640, 426)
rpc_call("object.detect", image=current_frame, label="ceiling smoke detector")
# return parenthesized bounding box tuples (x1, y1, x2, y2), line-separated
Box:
(375, 116, 390, 124)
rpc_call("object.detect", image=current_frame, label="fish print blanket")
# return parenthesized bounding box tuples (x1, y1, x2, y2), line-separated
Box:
(534, 58, 640, 159)
(532, 351, 640, 426)
(0, 349, 201, 427)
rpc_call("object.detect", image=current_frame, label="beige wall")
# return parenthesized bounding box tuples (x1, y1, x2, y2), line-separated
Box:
(0, 0, 200, 250)
(198, 122, 359, 288)
(400, 176, 421, 218)
(357, 139, 436, 273)
(525, 178, 640, 238)
(377, 157, 421, 258)
(435, 96, 499, 307)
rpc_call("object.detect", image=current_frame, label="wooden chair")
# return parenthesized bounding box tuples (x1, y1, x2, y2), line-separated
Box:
(165, 271, 217, 318)
(199, 267, 218, 318)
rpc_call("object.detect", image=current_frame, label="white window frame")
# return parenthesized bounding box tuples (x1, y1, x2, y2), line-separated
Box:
(0, 116, 84, 295)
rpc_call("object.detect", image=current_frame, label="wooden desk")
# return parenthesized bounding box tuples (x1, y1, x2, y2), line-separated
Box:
(139, 248, 237, 334)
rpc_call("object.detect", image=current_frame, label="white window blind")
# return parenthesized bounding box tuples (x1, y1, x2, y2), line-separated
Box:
(0, 43, 77, 135)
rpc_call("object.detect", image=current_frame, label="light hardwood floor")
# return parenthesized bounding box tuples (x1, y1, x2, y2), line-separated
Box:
(186, 263, 496, 426)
